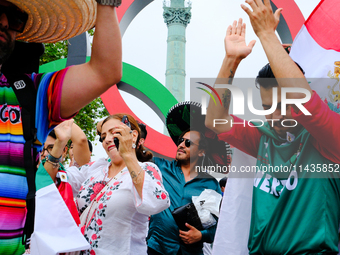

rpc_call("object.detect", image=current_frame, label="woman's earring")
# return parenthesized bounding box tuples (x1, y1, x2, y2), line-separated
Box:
(132, 144, 136, 149)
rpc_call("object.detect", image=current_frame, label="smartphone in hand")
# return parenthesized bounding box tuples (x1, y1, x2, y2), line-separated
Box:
(114, 115, 131, 150)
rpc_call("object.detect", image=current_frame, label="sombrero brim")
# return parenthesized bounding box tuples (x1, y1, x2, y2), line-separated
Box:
(8, 0, 96, 43)
(166, 101, 231, 166)
(166, 101, 205, 145)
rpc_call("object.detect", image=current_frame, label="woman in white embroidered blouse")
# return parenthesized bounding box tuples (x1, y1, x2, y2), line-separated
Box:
(44, 115, 170, 255)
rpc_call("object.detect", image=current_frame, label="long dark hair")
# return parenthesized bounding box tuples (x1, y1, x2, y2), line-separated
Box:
(101, 114, 153, 162)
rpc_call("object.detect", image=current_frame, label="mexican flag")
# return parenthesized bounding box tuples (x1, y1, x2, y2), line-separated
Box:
(290, 0, 340, 109)
(212, 0, 340, 254)
(29, 164, 90, 254)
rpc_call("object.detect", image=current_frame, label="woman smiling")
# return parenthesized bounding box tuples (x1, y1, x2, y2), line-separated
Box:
(43, 114, 170, 255)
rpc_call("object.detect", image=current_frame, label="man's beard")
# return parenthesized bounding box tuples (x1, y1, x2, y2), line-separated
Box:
(176, 152, 190, 165)
(0, 27, 15, 66)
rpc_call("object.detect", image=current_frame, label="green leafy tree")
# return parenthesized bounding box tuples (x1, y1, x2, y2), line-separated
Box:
(40, 30, 109, 146)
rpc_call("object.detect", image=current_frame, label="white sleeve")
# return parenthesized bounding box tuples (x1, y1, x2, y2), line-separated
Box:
(132, 162, 170, 215)
(66, 164, 92, 197)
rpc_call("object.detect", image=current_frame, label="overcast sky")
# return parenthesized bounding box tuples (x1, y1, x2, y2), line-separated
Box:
(91, 0, 321, 161)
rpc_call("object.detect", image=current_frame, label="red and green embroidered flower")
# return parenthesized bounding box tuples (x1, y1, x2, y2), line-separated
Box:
(153, 187, 168, 200)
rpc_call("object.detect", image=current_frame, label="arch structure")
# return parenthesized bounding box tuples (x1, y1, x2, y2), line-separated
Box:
(39, 0, 305, 158)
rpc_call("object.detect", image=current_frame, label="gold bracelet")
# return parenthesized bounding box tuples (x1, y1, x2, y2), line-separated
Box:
(132, 167, 143, 184)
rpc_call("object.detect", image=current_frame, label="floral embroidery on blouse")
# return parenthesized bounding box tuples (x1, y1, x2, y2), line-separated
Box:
(72, 160, 170, 254)
(77, 180, 106, 215)
(153, 187, 168, 200)
(145, 163, 161, 181)
(81, 180, 124, 252)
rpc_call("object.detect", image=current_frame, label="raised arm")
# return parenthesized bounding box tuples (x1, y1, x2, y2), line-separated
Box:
(44, 120, 73, 182)
(241, 0, 312, 100)
(205, 18, 255, 134)
(60, 4, 122, 118)
(70, 123, 91, 166)
(113, 122, 145, 198)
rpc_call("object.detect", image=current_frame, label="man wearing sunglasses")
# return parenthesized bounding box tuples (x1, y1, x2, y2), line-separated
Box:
(147, 102, 222, 255)
(0, 0, 122, 254)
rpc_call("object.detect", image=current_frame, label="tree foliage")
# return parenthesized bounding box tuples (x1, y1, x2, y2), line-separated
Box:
(39, 41, 68, 66)
(40, 30, 108, 145)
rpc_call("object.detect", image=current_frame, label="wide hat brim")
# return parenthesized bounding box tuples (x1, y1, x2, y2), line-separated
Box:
(166, 101, 231, 166)
(8, 0, 97, 43)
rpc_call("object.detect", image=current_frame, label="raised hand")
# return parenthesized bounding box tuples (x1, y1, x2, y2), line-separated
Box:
(54, 119, 74, 144)
(112, 123, 137, 160)
(241, 0, 282, 38)
(225, 18, 256, 60)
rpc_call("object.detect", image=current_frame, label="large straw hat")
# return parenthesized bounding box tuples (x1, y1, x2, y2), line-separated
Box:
(7, 0, 97, 43)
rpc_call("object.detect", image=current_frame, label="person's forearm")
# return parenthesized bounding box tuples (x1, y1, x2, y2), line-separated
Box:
(123, 154, 145, 198)
(71, 123, 91, 166)
(258, 31, 312, 97)
(90, 5, 122, 85)
(60, 5, 122, 118)
(44, 139, 67, 182)
(205, 56, 241, 134)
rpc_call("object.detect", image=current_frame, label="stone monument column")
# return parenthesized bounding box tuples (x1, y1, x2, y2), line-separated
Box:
(163, 0, 191, 103)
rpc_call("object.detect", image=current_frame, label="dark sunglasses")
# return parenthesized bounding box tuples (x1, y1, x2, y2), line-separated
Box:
(0, 5, 28, 33)
(177, 137, 199, 148)
(41, 144, 53, 154)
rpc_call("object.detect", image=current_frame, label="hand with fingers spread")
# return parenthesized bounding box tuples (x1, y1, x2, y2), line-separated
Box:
(225, 18, 256, 60)
(241, 0, 282, 38)
(179, 223, 202, 244)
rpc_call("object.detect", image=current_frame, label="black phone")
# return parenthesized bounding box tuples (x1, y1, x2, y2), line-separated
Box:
(114, 115, 131, 150)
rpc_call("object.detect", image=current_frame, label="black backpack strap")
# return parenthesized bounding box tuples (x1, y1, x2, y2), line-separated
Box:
(6, 74, 38, 248)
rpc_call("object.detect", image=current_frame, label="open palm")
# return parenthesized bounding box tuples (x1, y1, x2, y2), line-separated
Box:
(225, 19, 255, 60)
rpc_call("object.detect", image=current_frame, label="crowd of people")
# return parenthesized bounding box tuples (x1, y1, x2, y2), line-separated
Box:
(0, 0, 339, 254)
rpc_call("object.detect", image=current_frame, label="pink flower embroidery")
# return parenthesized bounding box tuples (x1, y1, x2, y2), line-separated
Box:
(90, 250, 96, 255)
(107, 191, 112, 196)
(156, 195, 160, 199)
(147, 166, 161, 180)
(97, 219, 102, 226)
(90, 194, 96, 201)
(98, 203, 104, 210)
(90, 177, 95, 181)
(157, 182, 161, 186)
(92, 234, 97, 240)
(161, 193, 167, 200)
(81, 226, 85, 235)
(93, 183, 104, 194)
(113, 181, 119, 186)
